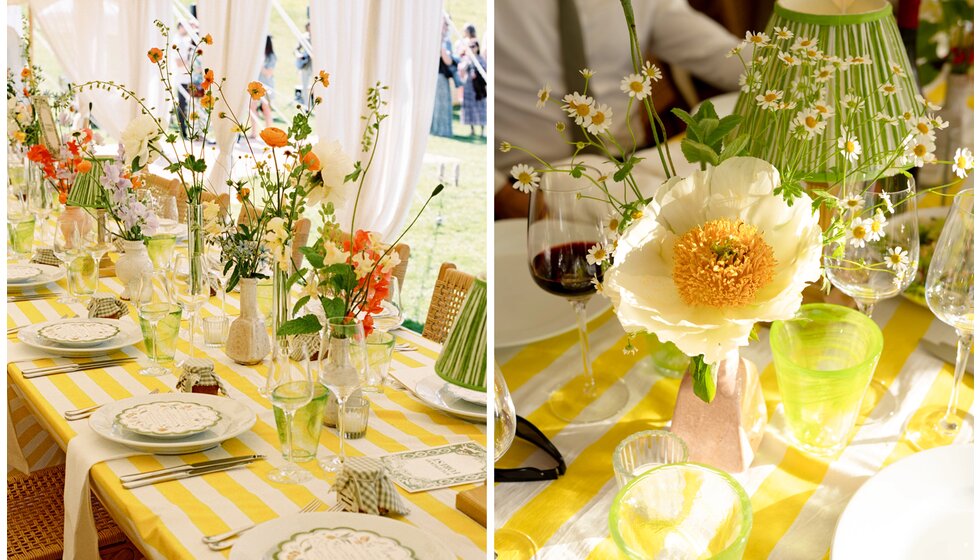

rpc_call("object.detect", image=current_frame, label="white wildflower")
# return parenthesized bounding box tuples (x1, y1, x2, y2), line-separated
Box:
(511, 164, 540, 193)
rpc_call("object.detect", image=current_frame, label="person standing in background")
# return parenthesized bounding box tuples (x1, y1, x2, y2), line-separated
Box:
(459, 32, 487, 137)
(295, 22, 312, 107)
(252, 35, 276, 130)
(430, 14, 455, 138)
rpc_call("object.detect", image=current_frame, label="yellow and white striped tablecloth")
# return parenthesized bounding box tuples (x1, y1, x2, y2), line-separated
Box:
(495, 297, 974, 559)
(7, 274, 487, 559)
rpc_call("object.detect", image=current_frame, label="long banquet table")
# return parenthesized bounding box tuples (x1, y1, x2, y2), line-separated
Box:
(7, 273, 487, 559)
(495, 296, 974, 559)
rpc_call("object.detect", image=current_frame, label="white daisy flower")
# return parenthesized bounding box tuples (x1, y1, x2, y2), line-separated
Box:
(605, 213, 622, 239)
(916, 94, 941, 111)
(889, 62, 907, 77)
(892, 272, 906, 289)
(642, 61, 663, 82)
(814, 65, 835, 82)
(745, 31, 770, 46)
(867, 210, 887, 241)
(875, 112, 899, 125)
(879, 191, 895, 214)
(536, 84, 552, 109)
(580, 68, 595, 79)
(795, 109, 826, 137)
(585, 103, 613, 135)
(562, 93, 596, 125)
(910, 117, 935, 138)
(843, 94, 864, 110)
(930, 114, 950, 130)
(847, 218, 872, 248)
(885, 246, 910, 272)
(846, 54, 871, 65)
(756, 89, 784, 110)
(778, 101, 798, 111)
(511, 164, 540, 193)
(726, 45, 743, 58)
(824, 54, 843, 65)
(586, 242, 608, 265)
(803, 47, 822, 60)
(590, 276, 603, 294)
(843, 194, 865, 213)
(620, 73, 652, 100)
(838, 128, 862, 163)
(952, 147, 974, 179)
(777, 51, 801, 66)
(738, 70, 760, 93)
(813, 100, 835, 118)
(773, 26, 793, 40)
(792, 37, 817, 50)
(879, 82, 899, 96)
(756, 56, 769, 65)
(907, 136, 937, 167)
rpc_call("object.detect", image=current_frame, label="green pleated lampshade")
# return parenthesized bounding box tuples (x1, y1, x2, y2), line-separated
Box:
(732, 0, 922, 182)
(66, 156, 112, 209)
(434, 276, 487, 392)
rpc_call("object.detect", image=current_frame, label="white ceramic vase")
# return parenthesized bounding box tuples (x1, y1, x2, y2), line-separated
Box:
(116, 239, 153, 301)
(225, 277, 271, 365)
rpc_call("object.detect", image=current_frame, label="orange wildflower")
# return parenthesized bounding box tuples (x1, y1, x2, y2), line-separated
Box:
(200, 92, 214, 110)
(76, 159, 92, 174)
(236, 187, 250, 202)
(20, 67, 31, 79)
(147, 48, 164, 63)
(318, 71, 330, 87)
(301, 151, 321, 172)
(130, 175, 143, 189)
(202, 33, 213, 45)
(247, 81, 266, 100)
(260, 127, 288, 148)
(201, 69, 214, 91)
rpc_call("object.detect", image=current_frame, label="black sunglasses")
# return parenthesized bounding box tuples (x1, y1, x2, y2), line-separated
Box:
(494, 416, 566, 482)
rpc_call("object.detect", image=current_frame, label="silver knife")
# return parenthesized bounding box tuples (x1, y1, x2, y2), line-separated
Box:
(921, 340, 974, 374)
(119, 455, 265, 483)
(122, 457, 264, 489)
(22, 358, 137, 377)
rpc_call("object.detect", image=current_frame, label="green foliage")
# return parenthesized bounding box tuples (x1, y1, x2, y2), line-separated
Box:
(691, 355, 716, 403)
(277, 314, 322, 336)
(671, 102, 745, 170)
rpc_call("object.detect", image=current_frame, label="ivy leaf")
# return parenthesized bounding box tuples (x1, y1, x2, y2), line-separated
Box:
(691, 355, 716, 403)
(277, 314, 322, 336)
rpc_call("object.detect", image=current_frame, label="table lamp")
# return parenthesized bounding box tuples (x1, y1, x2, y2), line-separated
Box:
(732, 0, 923, 182)
(434, 275, 487, 392)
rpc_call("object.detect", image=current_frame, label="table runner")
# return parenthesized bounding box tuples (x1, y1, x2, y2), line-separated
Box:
(495, 296, 974, 559)
(7, 274, 487, 559)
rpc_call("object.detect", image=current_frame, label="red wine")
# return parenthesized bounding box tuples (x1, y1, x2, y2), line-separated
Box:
(531, 241, 602, 298)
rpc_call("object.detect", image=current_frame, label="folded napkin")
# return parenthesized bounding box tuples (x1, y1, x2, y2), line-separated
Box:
(87, 296, 130, 319)
(31, 248, 62, 267)
(7, 341, 60, 364)
(333, 456, 408, 516)
(64, 429, 146, 560)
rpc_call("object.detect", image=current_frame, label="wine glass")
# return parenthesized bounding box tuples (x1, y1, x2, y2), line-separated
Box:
(27, 180, 55, 246)
(906, 188, 974, 450)
(137, 272, 175, 377)
(172, 253, 209, 360)
(372, 276, 404, 332)
(52, 222, 82, 304)
(527, 174, 628, 423)
(493, 363, 538, 558)
(268, 342, 315, 483)
(83, 225, 111, 295)
(318, 317, 367, 473)
(825, 174, 918, 423)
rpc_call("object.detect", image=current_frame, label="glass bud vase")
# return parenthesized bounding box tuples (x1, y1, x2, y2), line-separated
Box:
(271, 265, 291, 359)
(186, 195, 206, 295)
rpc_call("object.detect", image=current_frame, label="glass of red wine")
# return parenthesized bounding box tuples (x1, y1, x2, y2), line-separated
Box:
(527, 174, 629, 423)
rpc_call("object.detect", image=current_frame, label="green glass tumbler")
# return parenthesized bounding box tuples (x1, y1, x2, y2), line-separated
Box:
(610, 463, 752, 560)
(8, 216, 35, 258)
(364, 331, 396, 392)
(274, 382, 328, 462)
(770, 303, 883, 456)
(146, 234, 177, 269)
(138, 304, 183, 363)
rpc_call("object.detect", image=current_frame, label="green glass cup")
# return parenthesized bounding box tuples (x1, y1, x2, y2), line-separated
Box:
(644, 333, 689, 378)
(8, 216, 35, 258)
(68, 254, 98, 298)
(770, 303, 883, 456)
(146, 234, 177, 269)
(274, 382, 328, 462)
(610, 463, 752, 559)
(364, 331, 396, 392)
(138, 304, 183, 363)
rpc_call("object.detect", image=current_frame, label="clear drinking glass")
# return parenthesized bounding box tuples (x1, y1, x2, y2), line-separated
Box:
(372, 276, 405, 332)
(527, 174, 628, 423)
(82, 226, 110, 294)
(202, 316, 229, 347)
(770, 304, 883, 456)
(610, 463, 752, 560)
(906, 189, 974, 450)
(146, 234, 177, 270)
(364, 331, 396, 391)
(318, 318, 368, 473)
(612, 430, 689, 488)
(7, 216, 35, 260)
(273, 383, 328, 462)
(27, 178, 55, 245)
(268, 344, 315, 483)
(68, 253, 98, 305)
(493, 363, 538, 559)
(52, 222, 82, 304)
(137, 272, 177, 377)
(172, 253, 209, 360)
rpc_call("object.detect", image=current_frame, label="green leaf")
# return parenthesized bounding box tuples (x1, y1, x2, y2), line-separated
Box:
(285, 268, 307, 290)
(720, 133, 750, 160)
(277, 314, 322, 336)
(699, 118, 719, 145)
(707, 115, 742, 147)
(694, 100, 719, 121)
(319, 295, 345, 320)
(292, 295, 311, 316)
(670, 107, 698, 131)
(300, 247, 324, 269)
(680, 139, 719, 167)
(613, 156, 642, 183)
(691, 355, 716, 403)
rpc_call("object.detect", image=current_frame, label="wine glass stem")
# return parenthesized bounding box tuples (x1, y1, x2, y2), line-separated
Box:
(939, 331, 974, 432)
(149, 320, 159, 364)
(337, 397, 347, 465)
(570, 299, 596, 395)
(855, 300, 875, 317)
(188, 312, 196, 358)
(283, 410, 295, 465)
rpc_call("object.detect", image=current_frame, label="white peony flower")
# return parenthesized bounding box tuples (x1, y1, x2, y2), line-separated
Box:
(602, 157, 823, 366)
(308, 139, 356, 209)
(121, 114, 162, 169)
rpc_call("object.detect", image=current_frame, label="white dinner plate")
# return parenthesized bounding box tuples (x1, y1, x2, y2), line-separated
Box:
(494, 218, 610, 348)
(8, 264, 43, 283)
(230, 512, 454, 560)
(89, 393, 256, 454)
(6, 263, 65, 292)
(832, 444, 973, 560)
(18, 318, 141, 358)
(115, 401, 221, 439)
(415, 375, 486, 422)
(37, 321, 121, 348)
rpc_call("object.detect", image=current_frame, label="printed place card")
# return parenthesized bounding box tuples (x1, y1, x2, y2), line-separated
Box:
(382, 442, 486, 493)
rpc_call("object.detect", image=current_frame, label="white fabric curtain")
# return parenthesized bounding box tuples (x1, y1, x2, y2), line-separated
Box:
(29, 0, 171, 141)
(310, 0, 443, 241)
(198, 0, 271, 193)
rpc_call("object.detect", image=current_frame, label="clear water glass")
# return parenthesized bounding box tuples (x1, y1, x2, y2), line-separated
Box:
(363, 331, 395, 391)
(68, 253, 98, 304)
(7, 216, 35, 259)
(52, 222, 82, 304)
(273, 383, 328, 462)
(372, 276, 405, 332)
(268, 344, 315, 483)
(318, 318, 367, 473)
(137, 273, 178, 377)
(172, 253, 209, 359)
(612, 430, 689, 488)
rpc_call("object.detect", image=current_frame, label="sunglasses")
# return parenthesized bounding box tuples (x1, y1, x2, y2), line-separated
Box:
(494, 416, 566, 482)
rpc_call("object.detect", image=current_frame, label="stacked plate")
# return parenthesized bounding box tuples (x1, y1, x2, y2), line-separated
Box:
(18, 318, 141, 357)
(7, 263, 64, 291)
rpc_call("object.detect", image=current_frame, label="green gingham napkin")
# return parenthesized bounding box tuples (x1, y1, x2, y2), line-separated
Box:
(87, 296, 130, 319)
(333, 456, 408, 516)
(31, 249, 62, 267)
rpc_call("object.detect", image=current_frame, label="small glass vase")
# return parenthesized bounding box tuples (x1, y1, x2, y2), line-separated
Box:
(186, 195, 206, 294)
(271, 266, 291, 358)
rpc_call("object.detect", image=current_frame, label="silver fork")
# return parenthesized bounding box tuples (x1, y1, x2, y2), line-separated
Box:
(64, 389, 160, 421)
(202, 498, 325, 550)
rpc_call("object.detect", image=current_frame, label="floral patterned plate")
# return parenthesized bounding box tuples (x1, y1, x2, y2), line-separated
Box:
(6, 264, 65, 291)
(7, 264, 43, 283)
(115, 401, 221, 439)
(37, 321, 120, 348)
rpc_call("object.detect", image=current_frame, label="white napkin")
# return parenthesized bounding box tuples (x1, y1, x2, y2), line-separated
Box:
(64, 428, 146, 560)
(390, 365, 438, 398)
(7, 341, 57, 363)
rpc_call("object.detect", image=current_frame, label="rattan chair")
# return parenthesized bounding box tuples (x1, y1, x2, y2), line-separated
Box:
(7, 464, 142, 560)
(143, 174, 230, 224)
(422, 263, 476, 344)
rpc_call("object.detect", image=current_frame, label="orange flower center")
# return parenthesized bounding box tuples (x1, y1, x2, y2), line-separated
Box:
(518, 172, 532, 184)
(845, 141, 856, 152)
(913, 144, 928, 157)
(592, 112, 606, 125)
(630, 81, 644, 93)
(957, 156, 968, 169)
(765, 93, 777, 102)
(574, 103, 591, 117)
(852, 225, 867, 239)
(916, 122, 930, 135)
(805, 116, 817, 128)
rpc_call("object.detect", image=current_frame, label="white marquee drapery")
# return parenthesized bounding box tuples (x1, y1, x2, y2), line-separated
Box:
(310, 0, 443, 241)
(29, 0, 172, 142)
